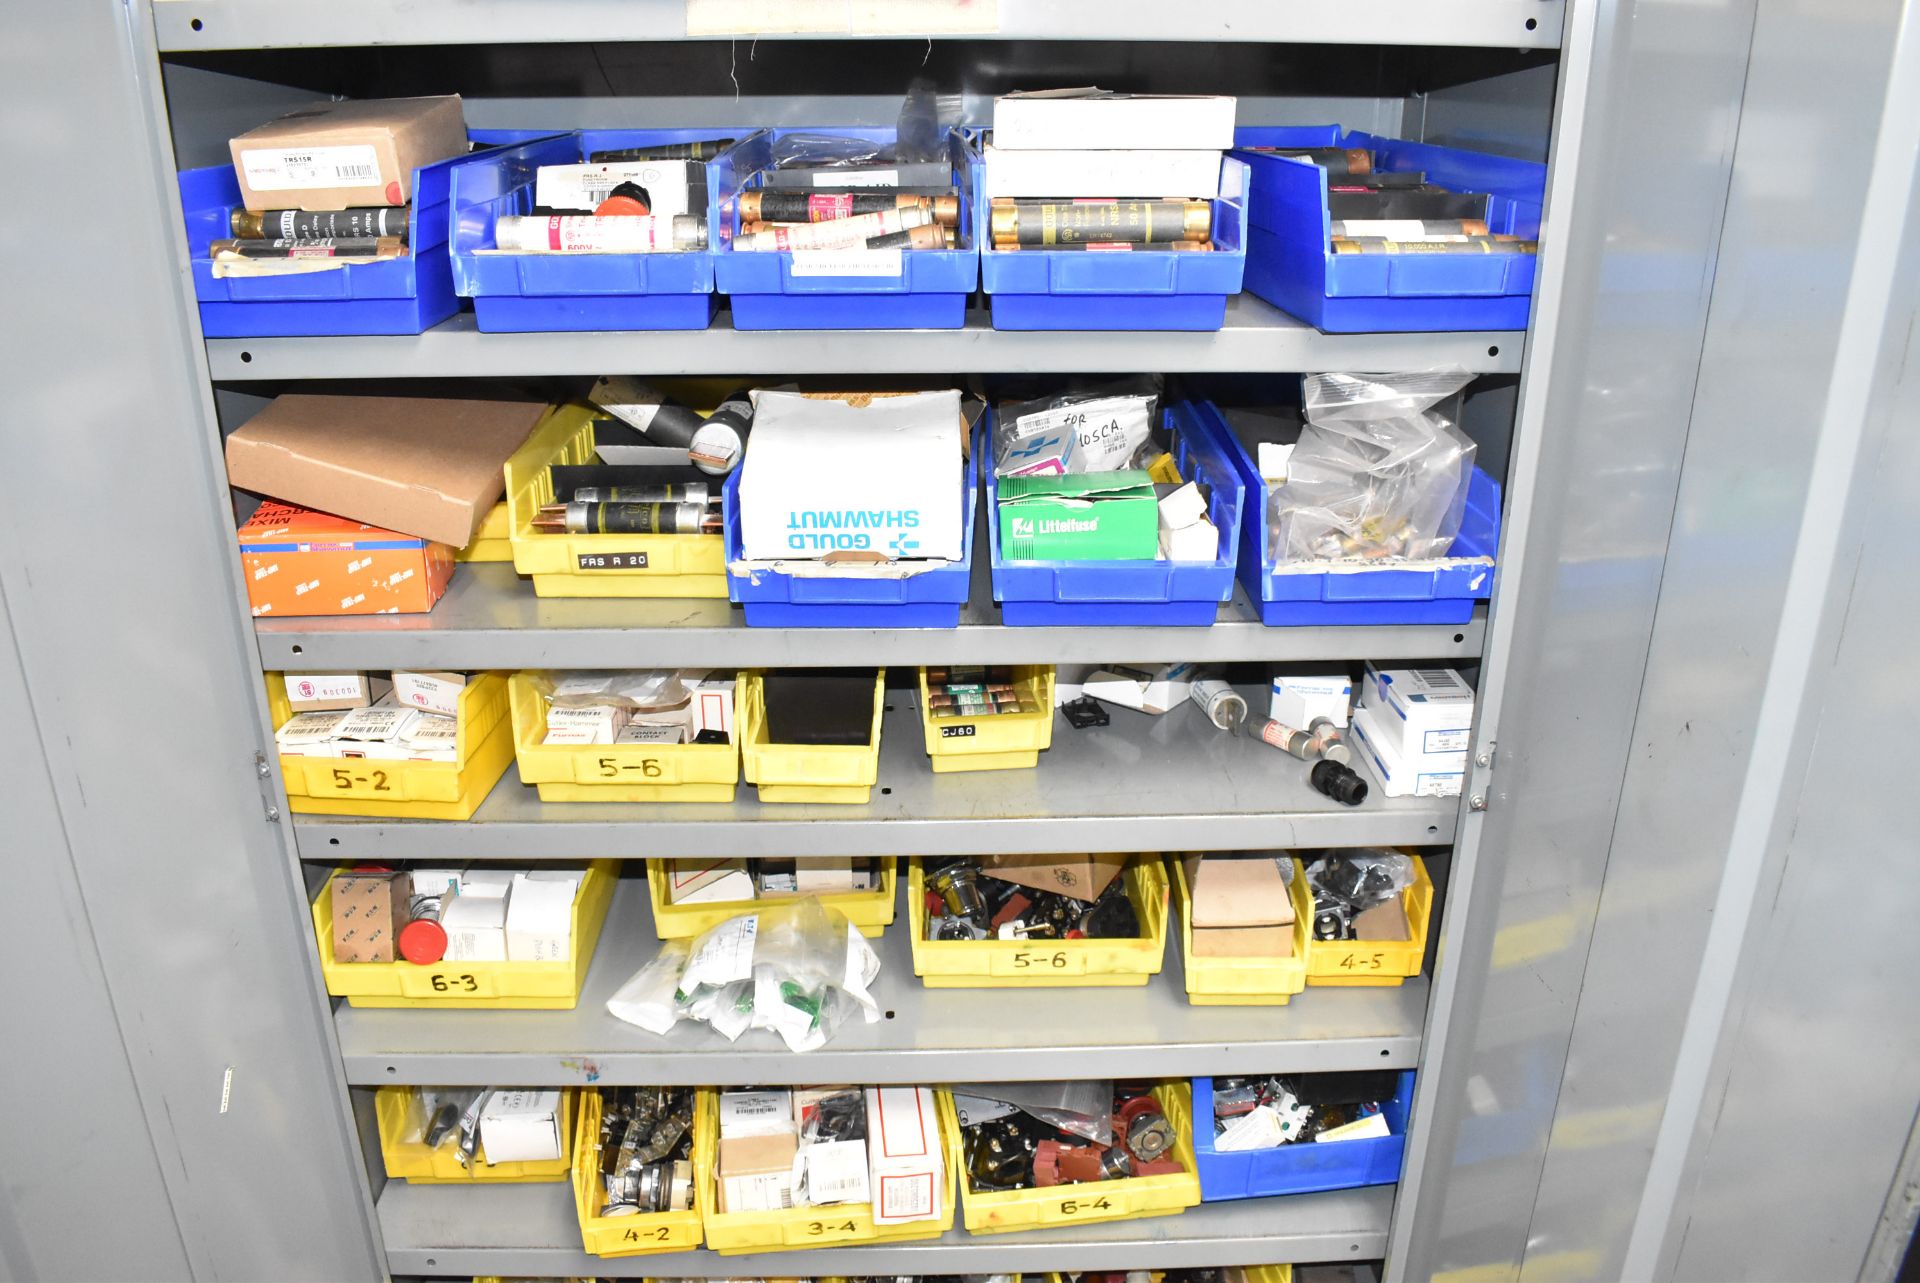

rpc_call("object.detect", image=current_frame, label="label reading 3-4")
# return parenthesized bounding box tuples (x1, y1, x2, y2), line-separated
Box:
(576, 552, 649, 570)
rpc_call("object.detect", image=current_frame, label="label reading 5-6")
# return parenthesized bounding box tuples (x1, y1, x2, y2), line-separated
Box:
(940, 724, 977, 738)
(577, 552, 649, 570)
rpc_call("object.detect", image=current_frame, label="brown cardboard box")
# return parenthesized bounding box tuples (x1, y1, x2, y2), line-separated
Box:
(229, 95, 467, 211)
(238, 503, 455, 618)
(1192, 924, 1293, 958)
(718, 1131, 798, 1212)
(225, 394, 545, 547)
(1183, 855, 1295, 928)
(1354, 897, 1412, 941)
(283, 672, 390, 713)
(981, 853, 1126, 902)
(330, 871, 405, 962)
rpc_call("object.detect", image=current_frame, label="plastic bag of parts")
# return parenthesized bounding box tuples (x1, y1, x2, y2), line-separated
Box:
(534, 669, 693, 713)
(1304, 850, 1415, 940)
(605, 898, 881, 1052)
(1270, 368, 1478, 563)
(948, 1079, 1116, 1145)
(410, 1087, 489, 1167)
(994, 376, 1164, 477)
(769, 132, 892, 169)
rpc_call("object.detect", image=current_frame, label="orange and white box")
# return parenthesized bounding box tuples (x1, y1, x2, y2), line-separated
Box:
(237, 501, 454, 618)
(864, 1086, 944, 1225)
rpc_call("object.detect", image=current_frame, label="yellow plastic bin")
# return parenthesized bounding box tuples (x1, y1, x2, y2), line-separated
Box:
(917, 665, 1055, 773)
(508, 672, 741, 803)
(573, 1087, 709, 1257)
(505, 401, 728, 598)
(1172, 856, 1312, 1006)
(311, 859, 618, 1009)
(1305, 853, 1434, 987)
(646, 858, 897, 939)
(739, 669, 885, 805)
(907, 856, 1170, 988)
(377, 1085, 576, 1183)
(454, 501, 514, 562)
(938, 1081, 1201, 1234)
(269, 671, 514, 821)
(699, 1089, 957, 1254)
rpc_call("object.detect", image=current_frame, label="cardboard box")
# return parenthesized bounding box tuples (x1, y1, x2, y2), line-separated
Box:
(1270, 674, 1353, 730)
(667, 858, 754, 905)
(440, 893, 508, 962)
(459, 868, 517, 898)
(797, 1137, 870, 1206)
(543, 704, 628, 745)
(229, 95, 467, 211)
(392, 670, 466, 717)
(330, 870, 405, 963)
(402, 713, 459, 758)
(981, 853, 1126, 903)
(719, 1131, 797, 1212)
(1083, 663, 1195, 715)
(1192, 924, 1293, 958)
(998, 471, 1159, 561)
(334, 705, 419, 743)
(738, 390, 964, 562)
(865, 1087, 943, 1224)
(1182, 855, 1295, 928)
(795, 858, 858, 894)
(1350, 704, 1463, 799)
(479, 1089, 565, 1163)
(283, 672, 388, 713)
(1354, 896, 1413, 942)
(237, 502, 454, 618)
(616, 722, 684, 745)
(1360, 664, 1474, 759)
(535, 158, 703, 216)
(992, 91, 1237, 151)
(225, 394, 546, 548)
(506, 874, 578, 962)
(276, 709, 348, 751)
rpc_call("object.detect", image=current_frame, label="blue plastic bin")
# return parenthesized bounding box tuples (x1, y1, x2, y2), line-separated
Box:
(711, 128, 978, 330)
(985, 400, 1243, 627)
(1233, 127, 1545, 332)
(449, 129, 742, 332)
(1190, 1072, 1414, 1200)
(974, 157, 1251, 331)
(1190, 399, 1499, 626)
(721, 433, 977, 628)
(180, 136, 506, 337)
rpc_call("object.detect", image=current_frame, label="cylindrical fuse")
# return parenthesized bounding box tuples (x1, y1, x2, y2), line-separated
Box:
(230, 207, 410, 240)
(533, 500, 718, 534)
(1330, 218, 1490, 239)
(1306, 716, 1352, 763)
(570, 482, 711, 504)
(1258, 717, 1354, 764)
(1333, 236, 1537, 255)
(863, 223, 953, 250)
(1189, 679, 1248, 734)
(993, 239, 1211, 252)
(990, 199, 1211, 245)
(689, 388, 754, 477)
(210, 236, 403, 258)
(740, 189, 957, 226)
(495, 214, 706, 253)
(1263, 147, 1374, 174)
(735, 205, 933, 252)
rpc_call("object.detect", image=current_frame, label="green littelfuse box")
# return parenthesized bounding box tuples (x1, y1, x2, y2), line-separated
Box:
(997, 470, 1161, 560)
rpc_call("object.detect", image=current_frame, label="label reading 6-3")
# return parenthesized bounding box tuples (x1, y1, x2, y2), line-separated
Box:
(576, 552, 649, 570)
(429, 973, 479, 992)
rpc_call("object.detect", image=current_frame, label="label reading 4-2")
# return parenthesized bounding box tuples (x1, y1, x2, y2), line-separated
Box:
(576, 551, 649, 570)
(940, 724, 977, 738)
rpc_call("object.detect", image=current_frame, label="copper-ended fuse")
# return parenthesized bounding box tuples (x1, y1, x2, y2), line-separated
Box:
(533, 500, 720, 534)
(740, 189, 959, 227)
(988, 198, 1211, 246)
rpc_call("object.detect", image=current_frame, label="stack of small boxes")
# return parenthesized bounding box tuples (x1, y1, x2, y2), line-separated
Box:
(1349, 665, 1473, 798)
(539, 671, 735, 747)
(663, 857, 879, 904)
(1182, 855, 1296, 958)
(276, 671, 467, 762)
(715, 1086, 944, 1224)
(329, 864, 583, 966)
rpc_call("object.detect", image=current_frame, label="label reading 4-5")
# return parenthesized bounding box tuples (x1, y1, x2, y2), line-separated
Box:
(940, 724, 977, 738)
(1338, 952, 1385, 970)
(1058, 1196, 1113, 1216)
(576, 552, 649, 570)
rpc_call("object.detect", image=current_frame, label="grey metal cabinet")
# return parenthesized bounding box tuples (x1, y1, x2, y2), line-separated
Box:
(4, 2, 1918, 1280)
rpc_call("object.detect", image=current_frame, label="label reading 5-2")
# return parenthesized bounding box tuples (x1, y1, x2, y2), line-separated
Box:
(939, 724, 977, 738)
(576, 552, 649, 570)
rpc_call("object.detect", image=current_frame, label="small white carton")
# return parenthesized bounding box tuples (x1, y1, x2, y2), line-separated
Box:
(1350, 704, 1463, 799)
(392, 670, 467, 718)
(1270, 673, 1354, 730)
(478, 1089, 565, 1163)
(865, 1086, 944, 1224)
(505, 874, 577, 962)
(1361, 664, 1474, 759)
(440, 892, 508, 962)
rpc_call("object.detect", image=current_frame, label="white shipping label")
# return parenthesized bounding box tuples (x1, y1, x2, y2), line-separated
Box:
(720, 1090, 795, 1136)
(818, 168, 897, 187)
(1424, 728, 1472, 753)
(789, 248, 903, 277)
(241, 145, 382, 191)
(877, 1171, 934, 1220)
(723, 1170, 794, 1212)
(798, 1138, 870, 1204)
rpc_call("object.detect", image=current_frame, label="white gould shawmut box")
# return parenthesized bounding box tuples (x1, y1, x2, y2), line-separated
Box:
(1350, 704, 1463, 799)
(738, 391, 964, 562)
(865, 1086, 944, 1224)
(1360, 664, 1474, 759)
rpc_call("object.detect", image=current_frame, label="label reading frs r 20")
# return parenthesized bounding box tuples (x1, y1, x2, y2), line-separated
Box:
(240, 145, 381, 191)
(576, 552, 649, 570)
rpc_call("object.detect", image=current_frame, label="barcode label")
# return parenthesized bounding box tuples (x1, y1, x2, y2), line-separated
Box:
(1414, 669, 1463, 689)
(240, 145, 384, 192)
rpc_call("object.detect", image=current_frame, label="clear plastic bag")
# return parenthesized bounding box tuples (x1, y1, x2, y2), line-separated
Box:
(948, 1080, 1115, 1144)
(409, 1087, 490, 1167)
(538, 669, 692, 712)
(769, 133, 891, 169)
(994, 377, 1163, 476)
(1305, 850, 1415, 940)
(1270, 369, 1477, 563)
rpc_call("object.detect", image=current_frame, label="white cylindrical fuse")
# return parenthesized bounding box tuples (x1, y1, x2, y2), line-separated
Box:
(1189, 678, 1247, 734)
(735, 204, 933, 252)
(495, 214, 706, 253)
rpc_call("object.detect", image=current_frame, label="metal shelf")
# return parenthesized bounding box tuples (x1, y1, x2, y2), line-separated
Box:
(377, 1179, 1395, 1276)
(156, 0, 1561, 52)
(204, 297, 1525, 381)
(257, 562, 1487, 670)
(335, 871, 1426, 1084)
(294, 697, 1458, 859)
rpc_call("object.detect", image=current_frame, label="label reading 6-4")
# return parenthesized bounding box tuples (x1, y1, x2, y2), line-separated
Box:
(577, 552, 649, 570)
(1058, 1196, 1113, 1216)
